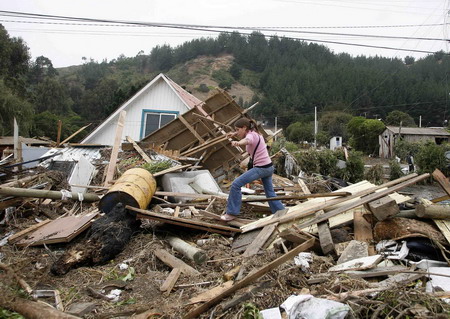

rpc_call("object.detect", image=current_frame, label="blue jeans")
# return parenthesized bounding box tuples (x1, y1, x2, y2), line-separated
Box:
(226, 165, 285, 216)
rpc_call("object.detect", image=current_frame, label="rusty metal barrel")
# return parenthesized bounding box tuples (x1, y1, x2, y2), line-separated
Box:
(99, 168, 156, 213)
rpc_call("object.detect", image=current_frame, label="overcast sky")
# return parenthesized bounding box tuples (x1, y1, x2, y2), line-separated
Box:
(1, 0, 448, 68)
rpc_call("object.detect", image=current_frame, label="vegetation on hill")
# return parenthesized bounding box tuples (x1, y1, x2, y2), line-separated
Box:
(0, 25, 449, 151)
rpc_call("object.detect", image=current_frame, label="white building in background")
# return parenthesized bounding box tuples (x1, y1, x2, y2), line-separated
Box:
(330, 136, 342, 151)
(81, 73, 203, 146)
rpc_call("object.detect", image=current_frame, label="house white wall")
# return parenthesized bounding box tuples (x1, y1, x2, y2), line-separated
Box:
(82, 76, 191, 145)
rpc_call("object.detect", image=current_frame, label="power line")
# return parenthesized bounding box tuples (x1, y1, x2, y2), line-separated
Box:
(0, 10, 447, 55)
(1, 16, 446, 30)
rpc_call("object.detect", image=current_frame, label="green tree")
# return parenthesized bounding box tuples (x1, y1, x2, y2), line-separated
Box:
(229, 62, 242, 80)
(0, 78, 34, 135)
(415, 142, 450, 177)
(347, 117, 385, 154)
(286, 121, 314, 143)
(320, 111, 353, 139)
(385, 110, 416, 127)
(33, 78, 73, 115)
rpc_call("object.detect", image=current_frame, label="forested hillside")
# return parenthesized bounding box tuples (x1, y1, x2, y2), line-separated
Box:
(1, 24, 448, 144)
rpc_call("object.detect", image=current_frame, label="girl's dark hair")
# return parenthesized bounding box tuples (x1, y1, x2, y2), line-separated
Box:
(234, 118, 259, 133)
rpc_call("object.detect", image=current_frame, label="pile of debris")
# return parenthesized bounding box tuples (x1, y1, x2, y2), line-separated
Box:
(1, 91, 450, 319)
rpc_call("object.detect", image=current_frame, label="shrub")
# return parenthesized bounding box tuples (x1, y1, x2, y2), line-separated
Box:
(364, 164, 384, 185)
(389, 159, 403, 180)
(197, 83, 209, 93)
(336, 150, 364, 183)
(393, 139, 420, 161)
(415, 142, 450, 177)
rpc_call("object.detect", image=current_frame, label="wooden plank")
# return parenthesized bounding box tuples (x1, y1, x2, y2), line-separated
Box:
(8, 219, 51, 244)
(191, 113, 233, 130)
(152, 164, 192, 177)
(178, 114, 205, 143)
(15, 213, 98, 247)
(128, 206, 240, 233)
(154, 249, 200, 276)
(60, 123, 91, 145)
(104, 111, 126, 186)
(242, 224, 277, 257)
(241, 192, 351, 202)
(174, 206, 180, 218)
(354, 210, 375, 255)
(126, 136, 152, 163)
(137, 214, 234, 236)
(181, 135, 229, 157)
(183, 238, 315, 319)
(434, 220, 450, 244)
(160, 268, 181, 295)
(187, 281, 234, 304)
(432, 169, 450, 196)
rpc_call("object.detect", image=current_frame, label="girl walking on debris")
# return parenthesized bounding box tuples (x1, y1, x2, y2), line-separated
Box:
(221, 118, 285, 221)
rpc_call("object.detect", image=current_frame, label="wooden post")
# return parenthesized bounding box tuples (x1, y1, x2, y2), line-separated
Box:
(13, 118, 22, 163)
(104, 111, 126, 187)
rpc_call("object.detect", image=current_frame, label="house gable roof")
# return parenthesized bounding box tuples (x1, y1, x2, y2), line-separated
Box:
(81, 73, 201, 143)
(385, 125, 450, 136)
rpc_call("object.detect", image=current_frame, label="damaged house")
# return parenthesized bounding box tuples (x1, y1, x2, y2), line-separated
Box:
(379, 125, 450, 158)
(81, 73, 203, 145)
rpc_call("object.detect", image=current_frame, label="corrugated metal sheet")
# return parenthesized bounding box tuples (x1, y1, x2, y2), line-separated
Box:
(386, 126, 450, 136)
(39, 147, 104, 167)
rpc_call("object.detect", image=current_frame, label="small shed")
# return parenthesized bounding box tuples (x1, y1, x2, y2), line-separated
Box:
(330, 136, 342, 151)
(379, 126, 450, 158)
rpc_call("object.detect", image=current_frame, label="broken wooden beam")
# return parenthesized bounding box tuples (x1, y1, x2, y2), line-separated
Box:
(128, 205, 240, 235)
(126, 136, 153, 163)
(154, 249, 200, 276)
(160, 268, 181, 296)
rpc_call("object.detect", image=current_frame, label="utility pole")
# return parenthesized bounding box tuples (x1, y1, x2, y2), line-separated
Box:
(419, 115, 422, 128)
(314, 107, 317, 148)
(274, 116, 278, 141)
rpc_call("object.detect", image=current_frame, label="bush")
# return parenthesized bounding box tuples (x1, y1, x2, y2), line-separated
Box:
(364, 164, 384, 185)
(212, 69, 234, 90)
(295, 149, 339, 177)
(336, 151, 365, 183)
(197, 83, 209, 93)
(415, 142, 450, 177)
(393, 139, 420, 161)
(389, 159, 403, 180)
